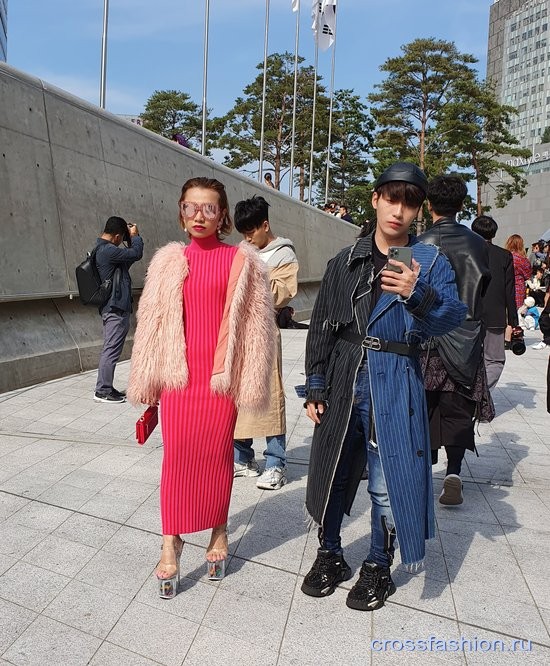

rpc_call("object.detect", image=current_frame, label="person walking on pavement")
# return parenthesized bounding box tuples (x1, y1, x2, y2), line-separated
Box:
(301, 163, 466, 611)
(232, 195, 299, 490)
(471, 215, 519, 389)
(94, 216, 143, 403)
(419, 176, 493, 506)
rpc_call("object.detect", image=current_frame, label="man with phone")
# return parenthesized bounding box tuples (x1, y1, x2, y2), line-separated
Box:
(94, 216, 143, 403)
(301, 163, 466, 611)
(419, 176, 492, 506)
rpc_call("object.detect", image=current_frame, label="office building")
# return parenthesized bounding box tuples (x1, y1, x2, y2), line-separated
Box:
(485, 0, 550, 242)
(488, 0, 550, 148)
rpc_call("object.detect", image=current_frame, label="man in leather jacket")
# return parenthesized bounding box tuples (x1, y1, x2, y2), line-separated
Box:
(418, 175, 492, 506)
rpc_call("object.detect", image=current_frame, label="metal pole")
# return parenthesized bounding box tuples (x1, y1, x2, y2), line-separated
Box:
(324, 7, 338, 204)
(259, 0, 270, 182)
(99, 0, 109, 109)
(201, 0, 210, 156)
(289, 3, 301, 197)
(308, 17, 319, 204)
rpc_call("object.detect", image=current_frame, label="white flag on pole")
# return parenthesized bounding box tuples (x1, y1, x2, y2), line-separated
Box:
(312, 0, 336, 51)
(292, 0, 299, 11)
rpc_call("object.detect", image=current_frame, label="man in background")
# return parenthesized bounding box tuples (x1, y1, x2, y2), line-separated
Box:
(233, 196, 299, 490)
(94, 216, 143, 403)
(339, 205, 354, 224)
(471, 215, 518, 389)
(419, 176, 492, 506)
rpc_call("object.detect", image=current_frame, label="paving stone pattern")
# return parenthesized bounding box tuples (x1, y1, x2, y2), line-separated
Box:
(0, 329, 549, 664)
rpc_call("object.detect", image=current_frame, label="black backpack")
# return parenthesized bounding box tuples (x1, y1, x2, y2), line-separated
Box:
(75, 246, 114, 306)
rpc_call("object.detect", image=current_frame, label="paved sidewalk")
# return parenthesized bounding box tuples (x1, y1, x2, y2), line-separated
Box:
(0, 329, 549, 665)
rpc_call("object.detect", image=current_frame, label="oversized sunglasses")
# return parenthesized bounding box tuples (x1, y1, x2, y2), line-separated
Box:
(180, 201, 220, 220)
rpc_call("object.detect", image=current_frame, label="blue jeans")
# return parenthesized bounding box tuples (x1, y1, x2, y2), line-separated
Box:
(321, 363, 395, 567)
(234, 435, 286, 469)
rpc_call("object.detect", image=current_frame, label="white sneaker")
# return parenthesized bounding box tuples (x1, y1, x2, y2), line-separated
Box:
(234, 460, 260, 478)
(256, 466, 287, 490)
(531, 341, 547, 350)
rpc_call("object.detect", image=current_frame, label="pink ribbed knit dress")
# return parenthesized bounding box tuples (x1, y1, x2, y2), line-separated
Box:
(159, 235, 239, 535)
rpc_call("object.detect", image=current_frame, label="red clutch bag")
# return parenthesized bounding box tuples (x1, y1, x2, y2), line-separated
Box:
(136, 406, 159, 444)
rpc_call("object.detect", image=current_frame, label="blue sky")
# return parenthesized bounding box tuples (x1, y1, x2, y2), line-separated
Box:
(7, 0, 494, 117)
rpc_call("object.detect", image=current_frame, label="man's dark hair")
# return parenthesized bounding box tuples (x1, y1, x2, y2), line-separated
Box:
(375, 181, 425, 209)
(427, 175, 467, 217)
(340, 204, 348, 213)
(104, 216, 129, 242)
(234, 195, 270, 233)
(471, 215, 498, 240)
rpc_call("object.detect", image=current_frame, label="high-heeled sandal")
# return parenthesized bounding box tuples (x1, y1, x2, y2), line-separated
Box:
(156, 537, 184, 599)
(206, 527, 228, 580)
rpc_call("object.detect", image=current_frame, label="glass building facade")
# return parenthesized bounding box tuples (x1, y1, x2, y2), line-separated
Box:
(0, 0, 7, 62)
(488, 0, 550, 147)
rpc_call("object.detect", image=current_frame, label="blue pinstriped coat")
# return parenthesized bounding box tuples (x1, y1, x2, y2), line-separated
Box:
(304, 234, 467, 566)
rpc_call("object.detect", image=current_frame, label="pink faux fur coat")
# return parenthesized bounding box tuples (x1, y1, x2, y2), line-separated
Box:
(127, 241, 277, 413)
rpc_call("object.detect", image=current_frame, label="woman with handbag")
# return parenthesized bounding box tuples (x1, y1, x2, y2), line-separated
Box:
(127, 177, 276, 598)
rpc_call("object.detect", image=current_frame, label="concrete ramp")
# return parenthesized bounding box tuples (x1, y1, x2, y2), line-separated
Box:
(0, 62, 358, 392)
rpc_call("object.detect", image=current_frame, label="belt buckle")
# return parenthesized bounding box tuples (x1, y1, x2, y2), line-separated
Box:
(361, 335, 382, 350)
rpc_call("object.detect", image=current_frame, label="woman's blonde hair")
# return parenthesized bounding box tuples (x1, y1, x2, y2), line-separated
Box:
(178, 177, 233, 237)
(505, 233, 527, 256)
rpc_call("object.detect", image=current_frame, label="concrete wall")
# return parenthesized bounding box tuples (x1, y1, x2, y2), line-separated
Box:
(0, 62, 358, 393)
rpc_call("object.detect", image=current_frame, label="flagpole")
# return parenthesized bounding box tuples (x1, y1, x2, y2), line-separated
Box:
(99, 0, 109, 109)
(201, 0, 210, 156)
(289, 2, 301, 197)
(308, 7, 319, 204)
(324, 6, 338, 204)
(259, 0, 270, 182)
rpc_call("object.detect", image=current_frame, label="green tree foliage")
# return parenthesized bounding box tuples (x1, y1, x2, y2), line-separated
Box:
(541, 126, 550, 143)
(437, 78, 530, 216)
(317, 89, 374, 219)
(368, 38, 478, 177)
(141, 90, 202, 150)
(216, 52, 330, 199)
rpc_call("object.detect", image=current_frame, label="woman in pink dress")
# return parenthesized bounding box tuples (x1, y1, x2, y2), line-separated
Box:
(505, 234, 532, 346)
(128, 177, 276, 598)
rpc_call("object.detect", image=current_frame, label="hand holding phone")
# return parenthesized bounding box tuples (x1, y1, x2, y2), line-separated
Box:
(382, 247, 420, 299)
(385, 246, 413, 273)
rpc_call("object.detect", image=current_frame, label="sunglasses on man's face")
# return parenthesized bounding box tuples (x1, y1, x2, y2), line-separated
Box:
(180, 201, 220, 220)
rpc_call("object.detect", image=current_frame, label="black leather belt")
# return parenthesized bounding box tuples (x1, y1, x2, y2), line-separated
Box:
(338, 329, 419, 357)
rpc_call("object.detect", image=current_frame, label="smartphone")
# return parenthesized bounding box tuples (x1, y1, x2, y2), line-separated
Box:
(386, 246, 413, 273)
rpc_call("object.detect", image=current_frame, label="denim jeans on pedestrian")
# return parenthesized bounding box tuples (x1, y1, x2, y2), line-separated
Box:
(321, 363, 395, 568)
(234, 435, 286, 469)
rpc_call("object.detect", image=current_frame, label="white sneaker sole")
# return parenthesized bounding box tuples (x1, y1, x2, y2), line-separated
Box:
(93, 395, 125, 403)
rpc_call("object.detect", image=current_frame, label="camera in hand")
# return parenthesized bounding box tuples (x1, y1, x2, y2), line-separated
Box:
(510, 326, 526, 355)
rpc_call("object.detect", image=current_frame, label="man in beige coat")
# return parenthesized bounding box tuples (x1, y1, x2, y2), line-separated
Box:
(233, 195, 299, 490)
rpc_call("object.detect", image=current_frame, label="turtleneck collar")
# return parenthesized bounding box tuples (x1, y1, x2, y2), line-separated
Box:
(187, 234, 223, 251)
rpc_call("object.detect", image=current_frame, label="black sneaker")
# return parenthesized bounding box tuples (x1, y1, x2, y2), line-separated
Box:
(93, 392, 125, 403)
(301, 549, 352, 597)
(112, 388, 127, 398)
(346, 560, 396, 611)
